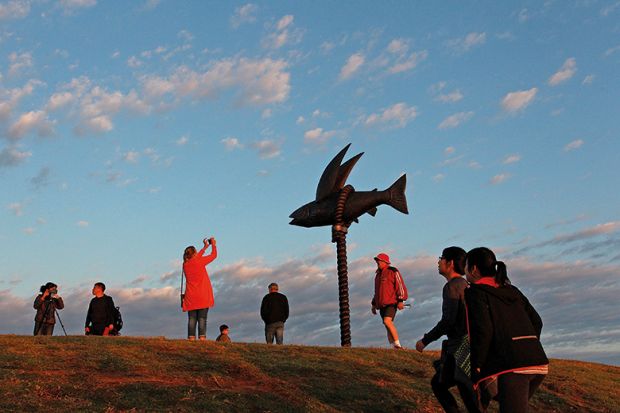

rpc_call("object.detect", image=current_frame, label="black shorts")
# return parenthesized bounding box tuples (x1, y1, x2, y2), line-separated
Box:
(379, 305, 397, 320)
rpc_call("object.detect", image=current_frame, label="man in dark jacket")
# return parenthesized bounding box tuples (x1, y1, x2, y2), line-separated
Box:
(85, 282, 116, 336)
(260, 283, 289, 344)
(415, 247, 480, 413)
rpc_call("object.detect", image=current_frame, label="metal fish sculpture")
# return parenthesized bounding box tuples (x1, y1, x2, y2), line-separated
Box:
(289, 144, 408, 228)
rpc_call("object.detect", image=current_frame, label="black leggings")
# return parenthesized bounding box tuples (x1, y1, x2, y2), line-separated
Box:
(431, 354, 480, 413)
(497, 373, 545, 413)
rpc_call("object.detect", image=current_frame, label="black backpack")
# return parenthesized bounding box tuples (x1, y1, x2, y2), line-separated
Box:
(111, 306, 123, 335)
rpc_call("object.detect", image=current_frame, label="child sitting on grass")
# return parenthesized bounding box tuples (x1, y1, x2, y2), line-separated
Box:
(216, 324, 231, 343)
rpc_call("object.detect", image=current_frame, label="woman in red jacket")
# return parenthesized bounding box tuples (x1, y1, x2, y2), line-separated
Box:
(182, 237, 218, 340)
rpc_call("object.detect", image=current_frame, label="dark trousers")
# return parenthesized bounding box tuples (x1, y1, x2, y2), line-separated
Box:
(34, 323, 54, 336)
(88, 323, 107, 336)
(188, 308, 208, 338)
(265, 321, 284, 344)
(497, 373, 545, 413)
(431, 353, 480, 413)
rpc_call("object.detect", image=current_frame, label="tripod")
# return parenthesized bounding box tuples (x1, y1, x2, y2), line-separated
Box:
(35, 297, 68, 336)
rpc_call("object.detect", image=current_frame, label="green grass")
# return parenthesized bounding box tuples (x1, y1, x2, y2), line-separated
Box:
(0, 335, 618, 412)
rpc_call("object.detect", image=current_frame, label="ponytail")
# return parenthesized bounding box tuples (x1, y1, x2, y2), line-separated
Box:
(495, 261, 510, 287)
(466, 247, 511, 286)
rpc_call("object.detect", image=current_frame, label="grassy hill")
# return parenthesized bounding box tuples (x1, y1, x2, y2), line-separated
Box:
(0, 336, 618, 412)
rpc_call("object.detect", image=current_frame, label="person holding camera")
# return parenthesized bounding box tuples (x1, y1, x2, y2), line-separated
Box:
(182, 237, 218, 340)
(85, 282, 116, 336)
(33, 282, 65, 336)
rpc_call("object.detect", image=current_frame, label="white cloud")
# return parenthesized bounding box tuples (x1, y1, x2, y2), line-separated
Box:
(447, 32, 486, 54)
(50, 78, 151, 135)
(468, 160, 482, 169)
(127, 56, 143, 68)
(176, 136, 189, 146)
(438, 111, 474, 130)
(8, 110, 55, 139)
(501, 87, 537, 113)
(0, 79, 42, 120)
(444, 146, 455, 156)
(304, 127, 336, 145)
(435, 90, 463, 103)
(296, 116, 305, 125)
(230, 3, 258, 28)
(77, 220, 89, 227)
(503, 154, 521, 164)
(364, 102, 418, 129)
(600, 1, 620, 16)
(141, 58, 290, 106)
(604, 45, 620, 57)
(23, 227, 35, 235)
(46, 91, 75, 111)
(490, 173, 510, 185)
(7, 52, 33, 77)
(339, 53, 364, 80)
(387, 38, 409, 54)
(252, 139, 281, 159)
(59, 0, 97, 12)
(0, 0, 30, 20)
(140, 0, 160, 11)
(564, 139, 584, 152)
(261, 108, 272, 119)
(7, 202, 24, 216)
(123, 151, 140, 163)
(548, 58, 577, 86)
(262, 14, 302, 49)
(177, 29, 193, 42)
(582, 74, 595, 85)
(221, 137, 244, 151)
(320, 41, 335, 54)
(433, 173, 445, 182)
(388, 50, 428, 74)
(0, 145, 31, 168)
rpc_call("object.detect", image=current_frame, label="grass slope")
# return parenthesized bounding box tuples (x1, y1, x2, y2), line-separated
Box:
(0, 335, 618, 412)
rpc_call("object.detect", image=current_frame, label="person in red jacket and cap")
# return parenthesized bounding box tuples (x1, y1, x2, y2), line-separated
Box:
(371, 252, 409, 349)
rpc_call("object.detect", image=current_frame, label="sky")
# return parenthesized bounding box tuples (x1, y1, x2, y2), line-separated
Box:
(1, 1, 619, 365)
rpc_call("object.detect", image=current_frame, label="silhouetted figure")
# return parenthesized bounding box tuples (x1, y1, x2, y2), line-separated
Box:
(85, 282, 116, 336)
(260, 283, 289, 344)
(33, 282, 64, 336)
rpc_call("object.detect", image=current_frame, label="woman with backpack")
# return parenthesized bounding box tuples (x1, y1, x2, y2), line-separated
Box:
(464, 247, 548, 413)
(182, 237, 218, 340)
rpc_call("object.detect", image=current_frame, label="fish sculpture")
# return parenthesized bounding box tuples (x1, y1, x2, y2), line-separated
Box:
(289, 144, 408, 228)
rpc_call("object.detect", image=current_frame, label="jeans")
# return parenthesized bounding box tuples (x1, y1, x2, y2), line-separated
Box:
(497, 373, 545, 413)
(188, 308, 208, 338)
(431, 353, 480, 413)
(34, 323, 54, 336)
(265, 321, 284, 344)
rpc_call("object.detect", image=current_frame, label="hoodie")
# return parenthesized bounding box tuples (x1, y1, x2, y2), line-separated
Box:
(465, 283, 548, 384)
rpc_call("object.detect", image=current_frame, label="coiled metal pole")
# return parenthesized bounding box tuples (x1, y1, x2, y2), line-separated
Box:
(332, 185, 354, 347)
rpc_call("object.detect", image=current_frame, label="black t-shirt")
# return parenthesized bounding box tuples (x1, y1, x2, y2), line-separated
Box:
(85, 295, 115, 327)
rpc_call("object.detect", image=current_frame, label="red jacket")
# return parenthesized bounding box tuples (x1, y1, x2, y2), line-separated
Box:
(372, 266, 408, 308)
(182, 245, 217, 312)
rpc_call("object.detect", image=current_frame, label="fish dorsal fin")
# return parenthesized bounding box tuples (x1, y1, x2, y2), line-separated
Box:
(316, 144, 351, 201)
(333, 152, 364, 193)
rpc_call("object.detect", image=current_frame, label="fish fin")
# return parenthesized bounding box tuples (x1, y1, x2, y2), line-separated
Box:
(334, 152, 364, 191)
(316, 144, 351, 201)
(386, 174, 409, 214)
(367, 207, 378, 217)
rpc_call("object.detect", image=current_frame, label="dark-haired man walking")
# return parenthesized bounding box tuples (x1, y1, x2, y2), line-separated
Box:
(415, 247, 480, 413)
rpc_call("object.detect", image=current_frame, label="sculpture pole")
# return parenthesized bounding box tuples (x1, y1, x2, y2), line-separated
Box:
(289, 144, 408, 348)
(332, 185, 354, 347)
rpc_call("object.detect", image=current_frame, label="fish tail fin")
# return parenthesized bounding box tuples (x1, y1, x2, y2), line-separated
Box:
(386, 174, 408, 214)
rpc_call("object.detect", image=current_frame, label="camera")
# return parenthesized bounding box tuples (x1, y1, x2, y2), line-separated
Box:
(204, 237, 212, 245)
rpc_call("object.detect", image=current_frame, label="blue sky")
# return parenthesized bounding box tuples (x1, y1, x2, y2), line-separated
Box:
(1, 1, 619, 365)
